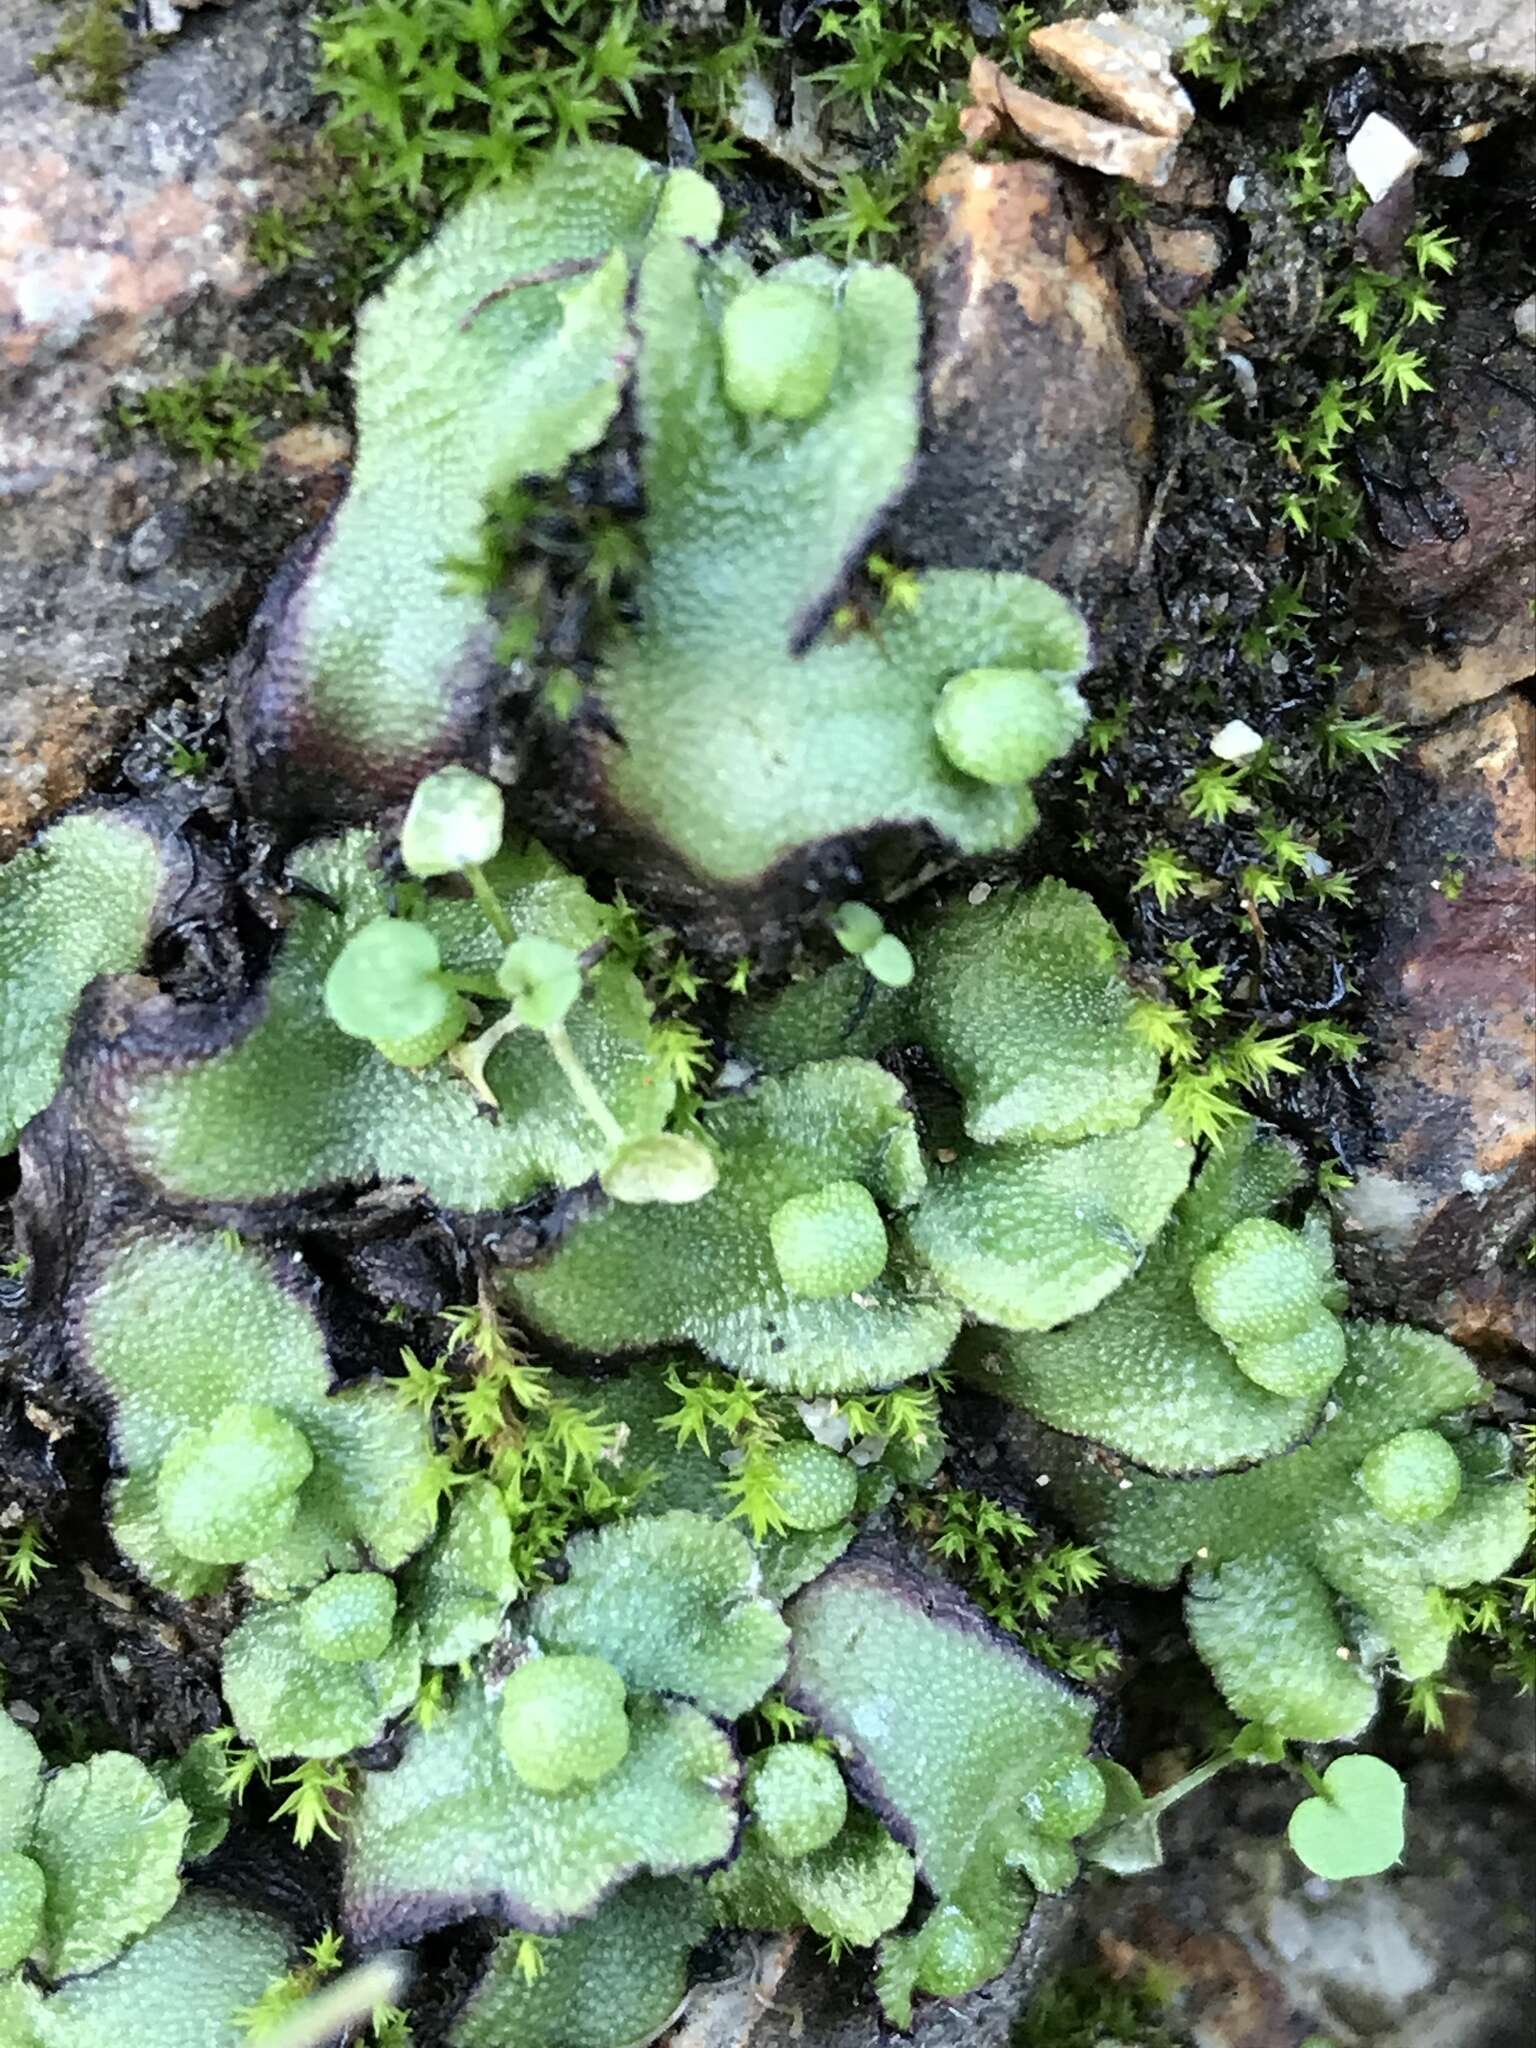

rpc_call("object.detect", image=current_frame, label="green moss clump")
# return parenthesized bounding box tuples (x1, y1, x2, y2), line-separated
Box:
(1360, 1429, 1463, 1525)
(0, 1852, 45, 1977)
(1191, 1215, 1346, 1399)
(32, 0, 138, 109)
(114, 357, 304, 470)
(300, 1571, 400, 1664)
(509, 1059, 956, 1397)
(0, 810, 165, 1156)
(81, 1230, 439, 1603)
(933, 666, 1087, 787)
(91, 833, 676, 1214)
(759, 1444, 859, 1534)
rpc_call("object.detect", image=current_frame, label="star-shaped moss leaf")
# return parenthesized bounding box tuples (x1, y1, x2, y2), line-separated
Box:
(557, 1364, 858, 1599)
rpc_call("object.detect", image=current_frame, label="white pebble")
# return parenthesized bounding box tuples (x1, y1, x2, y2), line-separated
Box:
(795, 1399, 852, 1453)
(1209, 718, 1263, 760)
(1224, 351, 1258, 403)
(1346, 113, 1422, 203)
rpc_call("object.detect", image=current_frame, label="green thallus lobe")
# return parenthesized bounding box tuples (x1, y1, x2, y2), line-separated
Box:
(1, 139, 1526, 2045)
(323, 766, 712, 1192)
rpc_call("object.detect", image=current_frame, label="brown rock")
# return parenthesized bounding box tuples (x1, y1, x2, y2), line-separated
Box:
(1336, 690, 1536, 1354)
(1029, 14, 1194, 138)
(1153, 149, 1223, 210)
(969, 55, 1180, 188)
(1099, 1915, 1306, 2048)
(1116, 218, 1227, 326)
(1439, 1265, 1536, 1358)
(882, 153, 1156, 629)
(1357, 550, 1536, 727)
(959, 101, 1004, 147)
(1342, 232, 1534, 755)
(0, 0, 329, 854)
(267, 422, 355, 482)
(1359, 304, 1535, 618)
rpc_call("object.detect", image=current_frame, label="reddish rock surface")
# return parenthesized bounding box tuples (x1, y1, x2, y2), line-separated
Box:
(0, 0, 333, 853)
(1351, 295, 1534, 727)
(1357, 554, 1535, 728)
(1099, 1918, 1309, 2047)
(1337, 689, 1536, 1354)
(1338, 288, 1534, 1354)
(884, 152, 1156, 638)
(1115, 216, 1228, 329)
(1357, 300, 1535, 622)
